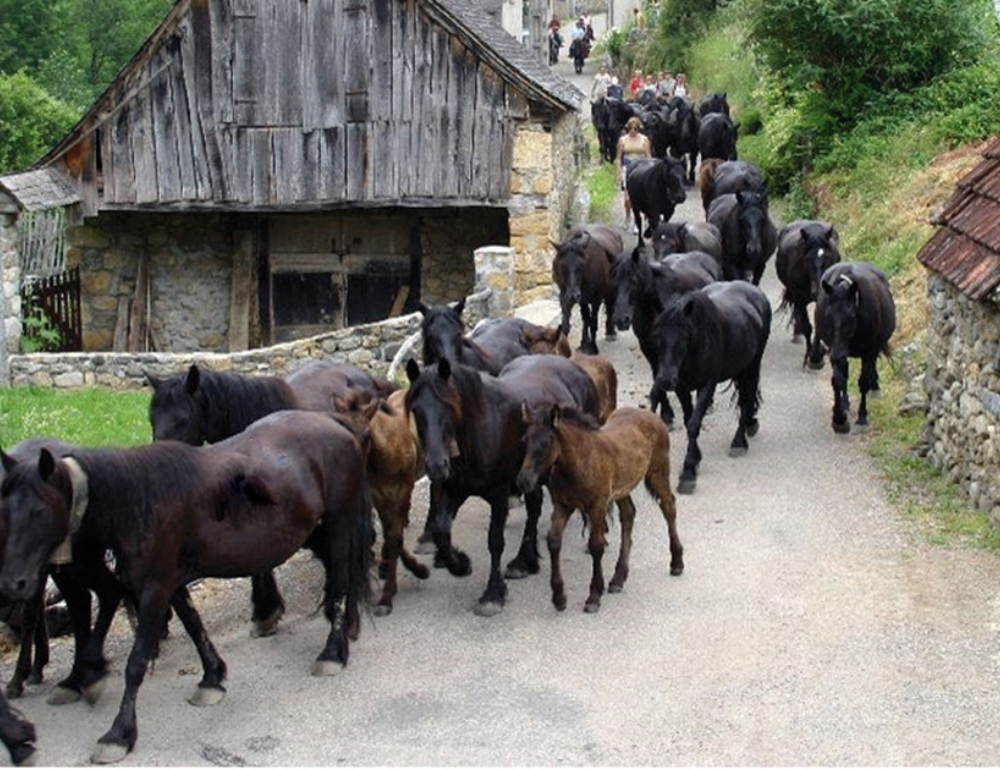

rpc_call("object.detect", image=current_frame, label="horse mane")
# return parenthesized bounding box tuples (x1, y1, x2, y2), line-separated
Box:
(197, 369, 298, 433)
(554, 405, 602, 432)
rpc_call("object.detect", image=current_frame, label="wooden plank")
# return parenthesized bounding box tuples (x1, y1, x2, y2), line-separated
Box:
(109, 108, 136, 203)
(151, 43, 183, 202)
(192, 0, 229, 199)
(229, 229, 254, 351)
(371, 0, 392, 123)
(455, 47, 476, 196)
(233, 14, 259, 125)
(262, 0, 302, 125)
(302, 0, 343, 130)
(112, 295, 130, 351)
(416, 22, 436, 197)
(162, 34, 199, 201)
(127, 254, 149, 352)
(346, 123, 370, 200)
(320, 127, 346, 201)
(301, 130, 320, 202)
(471, 66, 492, 198)
(271, 129, 304, 204)
(178, 14, 212, 199)
(210, 0, 234, 125)
(389, 284, 409, 317)
(130, 83, 159, 204)
(250, 129, 271, 205)
(344, 5, 369, 124)
(442, 38, 462, 196)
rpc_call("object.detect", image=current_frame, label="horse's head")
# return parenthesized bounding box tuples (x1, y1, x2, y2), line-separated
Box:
(651, 294, 698, 394)
(515, 403, 562, 494)
(699, 92, 729, 117)
(650, 222, 686, 260)
(521, 325, 572, 358)
(819, 272, 860, 361)
(404, 358, 462, 482)
(736, 190, 772, 281)
(662, 158, 688, 205)
(419, 298, 466, 366)
(0, 448, 73, 601)
(553, 233, 591, 323)
(801, 226, 841, 301)
(147, 364, 209, 445)
(611, 247, 647, 331)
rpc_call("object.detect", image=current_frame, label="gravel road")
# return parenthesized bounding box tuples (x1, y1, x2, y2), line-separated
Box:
(6, 58, 1000, 767)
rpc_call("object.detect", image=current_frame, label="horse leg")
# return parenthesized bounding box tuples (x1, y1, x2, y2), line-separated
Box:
(729, 361, 762, 456)
(249, 571, 285, 638)
(374, 493, 428, 616)
(603, 294, 617, 340)
(169, 587, 227, 706)
(474, 491, 512, 617)
(0, 692, 36, 767)
(546, 500, 574, 611)
(856, 356, 878, 427)
(648, 454, 684, 575)
(584, 509, 608, 613)
(29, 589, 49, 686)
(678, 384, 715, 494)
(560, 298, 575, 337)
(676, 389, 694, 431)
(430, 482, 472, 577)
(830, 357, 851, 434)
(608, 496, 636, 594)
(633, 211, 644, 244)
(505, 488, 544, 579)
(91, 587, 173, 765)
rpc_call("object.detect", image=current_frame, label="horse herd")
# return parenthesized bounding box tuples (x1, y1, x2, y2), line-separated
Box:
(0, 120, 898, 770)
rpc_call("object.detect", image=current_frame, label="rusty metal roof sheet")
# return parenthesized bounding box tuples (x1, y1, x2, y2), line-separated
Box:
(917, 140, 1000, 299)
(0, 168, 80, 212)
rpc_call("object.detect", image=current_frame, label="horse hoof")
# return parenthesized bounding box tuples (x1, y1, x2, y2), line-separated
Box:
(746, 419, 759, 437)
(189, 686, 226, 707)
(583, 601, 601, 613)
(608, 583, 624, 594)
(553, 595, 567, 612)
(728, 446, 748, 458)
(312, 659, 346, 677)
(807, 359, 825, 371)
(373, 603, 393, 617)
(832, 421, 851, 435)
(670, 565, 684, 576)
(46, 686, 81, 706)
(91, 742, 129, 765)
(676, 478, 696, 495)
(474, 601, 504, 618)
(791, 334, 803, 344)
(605, 330, 617, 340)
(448, 552, 473, 577)
(14, 747, 36, 767)
(854, 421, 870, 432)
(5, 684, 23, 700)
(868, 389, 882, 400)
(82, 677, 108, 705)
(251, 608, 284, 638)
(413, 539, 436, 556)
(504, 560, 539, 579)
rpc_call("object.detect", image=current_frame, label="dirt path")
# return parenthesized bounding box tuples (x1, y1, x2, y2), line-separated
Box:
(6, 61, 1000, 766)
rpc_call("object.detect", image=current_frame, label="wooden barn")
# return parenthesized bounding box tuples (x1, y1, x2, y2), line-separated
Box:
(917, 136, 1000, 524)
(0, 0, 584, 354)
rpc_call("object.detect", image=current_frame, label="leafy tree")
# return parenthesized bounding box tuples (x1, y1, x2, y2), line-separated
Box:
(0, 71, 78, 174)
(0, 0, 60, 74)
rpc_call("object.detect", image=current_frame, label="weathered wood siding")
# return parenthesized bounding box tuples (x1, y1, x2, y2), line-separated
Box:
(95, 0, 519, 210)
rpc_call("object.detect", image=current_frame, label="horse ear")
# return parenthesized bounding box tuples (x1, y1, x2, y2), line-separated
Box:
(38, 448, 56, 482)
(1, 448, 16, 474)
(682, 297, 696, 317)
(453, 298, 466, 316)
(361, 397, 379, 423)
(184, 364, 201, 395)
(419, 303, 430, 317)
(437, 357, 452, 381)
(550, 239, 561, 250)
(144, 370, 161, 390)
(405, 358, 421, 383)
(826, 225, 837, 243)
(800, 230, 809, 244)
(331, 396, 348, 414)
(550, 404, 561, 426)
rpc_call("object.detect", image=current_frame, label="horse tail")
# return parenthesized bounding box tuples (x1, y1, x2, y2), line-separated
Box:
(349, 478, 376, 617)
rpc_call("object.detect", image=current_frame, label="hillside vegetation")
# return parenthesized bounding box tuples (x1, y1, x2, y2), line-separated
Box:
(618, 0, 1000, 546)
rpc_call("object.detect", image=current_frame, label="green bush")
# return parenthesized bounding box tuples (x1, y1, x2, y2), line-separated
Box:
(0, 71, 77, 173)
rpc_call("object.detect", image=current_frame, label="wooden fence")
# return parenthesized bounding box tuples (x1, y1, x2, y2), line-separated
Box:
(20, 267, 82, 352)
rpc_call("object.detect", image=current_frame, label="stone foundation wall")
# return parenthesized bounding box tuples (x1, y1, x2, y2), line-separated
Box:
(6, 252, 499, 390)
(0, 213, 21, 384)
(923, 274, 1000, 525)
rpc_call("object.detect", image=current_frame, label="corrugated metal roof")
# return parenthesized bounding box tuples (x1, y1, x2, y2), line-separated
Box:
(0, 168, 81, 212)
(917, 139, 1000, 299)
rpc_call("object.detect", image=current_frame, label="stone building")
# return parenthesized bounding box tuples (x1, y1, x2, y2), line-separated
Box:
(0, 0, 586, 384)
(917, 135, 1000, 524)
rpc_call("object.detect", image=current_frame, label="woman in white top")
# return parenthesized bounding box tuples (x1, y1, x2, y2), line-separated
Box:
(616, 117, 652, 233)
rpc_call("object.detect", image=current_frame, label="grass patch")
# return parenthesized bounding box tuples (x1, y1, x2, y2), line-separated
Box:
(0, 387, 150, 448)
(586, 160, 617, 224)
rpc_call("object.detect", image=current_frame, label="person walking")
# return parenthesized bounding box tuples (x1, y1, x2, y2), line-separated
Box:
(616, 117, 652, 233)
(591, 65, 612, 102)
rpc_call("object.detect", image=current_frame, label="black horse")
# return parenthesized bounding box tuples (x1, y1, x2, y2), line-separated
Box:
(612, 247, 720, 427)
(419, 299, 566, 374)
(0, 696, 34, 766)
(815, 262, 896, 434)
(707, 190, 778, 284)
(552, 224, 622, 354)
(649, 220, 723, 264)
(569, 36, 589, 73)
(665, 96, 700, 186)
(703, 160, 766, 212)
(0, 412, 372, 764)
(147, 361, 396, 637)
(775, 219, 842, 368)
(698, 92, 730, 117)
(404, 354, 600, 616)
(698, 112, 738, 161)
(625, 157, 688, 245)
(651, 281, 772, 493)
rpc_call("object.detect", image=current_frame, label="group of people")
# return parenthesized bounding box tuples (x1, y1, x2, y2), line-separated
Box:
(628, 69, 688, 100)
(548, 14, 594, 64)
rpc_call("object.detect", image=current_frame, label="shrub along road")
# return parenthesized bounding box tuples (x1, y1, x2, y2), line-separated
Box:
(9, 61, 1000, 767)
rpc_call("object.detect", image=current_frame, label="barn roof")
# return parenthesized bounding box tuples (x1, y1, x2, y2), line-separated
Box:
(0, 168, 82, 212)
(917, 136, 1000, 300)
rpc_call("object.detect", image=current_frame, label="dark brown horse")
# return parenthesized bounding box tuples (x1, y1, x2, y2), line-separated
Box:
(146, 361, 410, 634)
(0, 411, 372, 764)
(404, 354, 600, 616)
(516, 405, 684, 612)
(552, 224, 622, 354)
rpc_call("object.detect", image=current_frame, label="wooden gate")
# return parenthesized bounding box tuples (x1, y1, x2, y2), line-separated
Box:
(20, 267, 82, 352)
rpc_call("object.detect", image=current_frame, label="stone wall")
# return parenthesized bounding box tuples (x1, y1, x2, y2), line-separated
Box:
(508, 112, 586, 306)
(0, 213, 21, 385)
(923, 273, 1000, 525)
